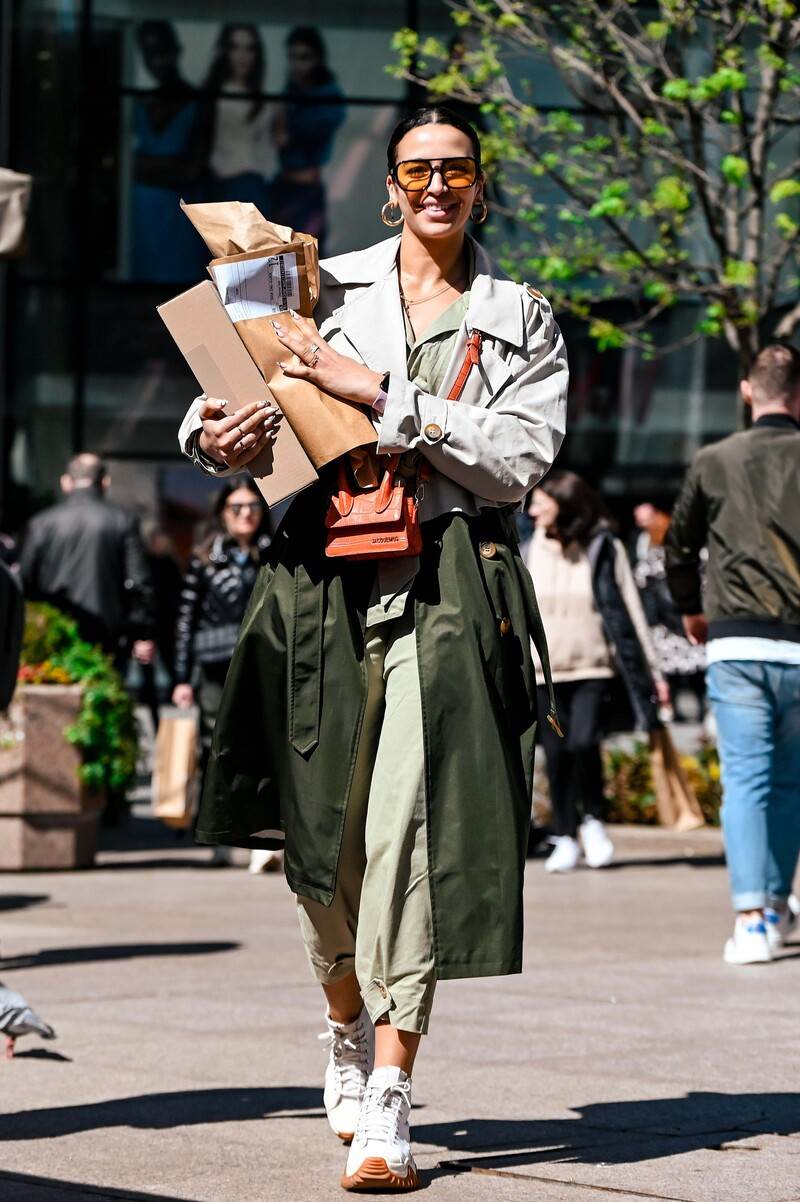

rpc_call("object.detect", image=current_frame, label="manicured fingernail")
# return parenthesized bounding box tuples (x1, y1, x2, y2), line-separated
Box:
(258, 400, 268, 409)
(272, 321, 285, 334)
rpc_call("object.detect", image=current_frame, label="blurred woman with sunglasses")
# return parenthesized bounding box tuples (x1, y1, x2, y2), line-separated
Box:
(178, 106, 568, 1190)
(172, 477, 277, 871)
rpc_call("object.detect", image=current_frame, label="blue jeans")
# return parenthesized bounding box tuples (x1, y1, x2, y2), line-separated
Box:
(708, 660, 800, 911)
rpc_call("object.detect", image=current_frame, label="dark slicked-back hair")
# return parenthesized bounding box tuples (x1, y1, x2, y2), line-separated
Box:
(747, 343, 800, 405)
(65, 453, 107, 489)
(387, 105, 482, 173)
(537, 470, 616, 547)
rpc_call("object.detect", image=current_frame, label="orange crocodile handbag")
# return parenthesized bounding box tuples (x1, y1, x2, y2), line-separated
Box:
(324, 331, 482, 561)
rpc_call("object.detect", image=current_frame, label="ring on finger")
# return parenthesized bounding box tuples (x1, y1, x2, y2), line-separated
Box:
(306, 341, 321, 367)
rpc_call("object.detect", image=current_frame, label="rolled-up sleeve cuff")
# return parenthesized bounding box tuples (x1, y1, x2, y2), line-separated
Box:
(377, 375, 449, 454)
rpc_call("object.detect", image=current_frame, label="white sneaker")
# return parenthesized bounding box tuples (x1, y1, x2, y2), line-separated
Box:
(580, 816, 615, 869)
(319, 1008, 374, 1142)
(341, 1065, 419, 1191)
(545, 836, 581, 873)
(764, 894, 800, 952)
(723, 918, 772, 965)
(248, 849, 283, 874)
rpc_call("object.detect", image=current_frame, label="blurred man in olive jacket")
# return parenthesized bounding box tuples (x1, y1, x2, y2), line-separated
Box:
(20, 454, 155, 668)
(666, 344, 800, 966)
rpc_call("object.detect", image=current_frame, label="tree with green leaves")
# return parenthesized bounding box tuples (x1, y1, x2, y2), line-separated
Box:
(394, 1, 800, 371)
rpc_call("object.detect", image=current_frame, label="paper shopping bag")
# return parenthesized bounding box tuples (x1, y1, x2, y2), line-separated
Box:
(152, 710, 200, 830)
(180, 200, 377, 468)
(649, 726, 706, 831)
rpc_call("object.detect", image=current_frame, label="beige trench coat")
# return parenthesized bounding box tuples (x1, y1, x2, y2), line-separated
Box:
(178, 233, 568, 515)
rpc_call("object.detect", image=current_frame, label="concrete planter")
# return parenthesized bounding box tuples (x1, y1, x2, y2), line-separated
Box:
(0, 685, 104, 870)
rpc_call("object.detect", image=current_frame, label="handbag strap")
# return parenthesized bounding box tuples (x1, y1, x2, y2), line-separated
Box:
(417, 331, 483, 487)
(447, 330, 482, 402)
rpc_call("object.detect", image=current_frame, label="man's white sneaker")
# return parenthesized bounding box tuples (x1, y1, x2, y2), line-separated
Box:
(580, 816, 615, 868)
(545, 836, 581, 873)
(341, 1066, 419, 1191)
(320, 1008, 374, 1141)
(723, 918, 772, 965)
(763, 894, 800, 952)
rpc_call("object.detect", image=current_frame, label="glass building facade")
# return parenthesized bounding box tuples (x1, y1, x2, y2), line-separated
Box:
(0, 0, 744, 548)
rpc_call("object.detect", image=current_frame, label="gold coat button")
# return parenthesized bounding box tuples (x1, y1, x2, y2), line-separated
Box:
(423, 422, 443, 441)
(479, 540, 497, 560)
(499, 617, 511, 636)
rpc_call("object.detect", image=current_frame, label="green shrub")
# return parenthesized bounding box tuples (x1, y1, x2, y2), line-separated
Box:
(18, 603, 138, 792)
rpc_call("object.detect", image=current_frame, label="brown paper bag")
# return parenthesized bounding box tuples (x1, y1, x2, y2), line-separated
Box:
(181, 200, 377, 468)
(152, 711, 199, 830)
(649, 727, 706, 832)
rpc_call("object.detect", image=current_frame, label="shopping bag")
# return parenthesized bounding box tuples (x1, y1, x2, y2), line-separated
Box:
(179, 199, 377, 468)
(649, 726, 706, 831)
(152, 710, 199, 830)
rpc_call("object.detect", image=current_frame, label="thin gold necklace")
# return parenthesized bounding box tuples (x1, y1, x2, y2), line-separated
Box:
(399, 279, 455, 309)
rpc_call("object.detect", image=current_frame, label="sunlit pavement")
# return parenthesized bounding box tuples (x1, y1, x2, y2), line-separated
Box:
(1, 808, 798, 1202)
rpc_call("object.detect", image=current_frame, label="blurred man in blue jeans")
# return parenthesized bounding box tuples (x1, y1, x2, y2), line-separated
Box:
(666, 344, 800, 965)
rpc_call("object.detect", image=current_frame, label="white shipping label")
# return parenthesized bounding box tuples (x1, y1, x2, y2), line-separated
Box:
(212, 253, 301, 322)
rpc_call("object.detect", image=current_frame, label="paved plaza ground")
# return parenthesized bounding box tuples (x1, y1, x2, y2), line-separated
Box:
(1, 812, 798, 1202)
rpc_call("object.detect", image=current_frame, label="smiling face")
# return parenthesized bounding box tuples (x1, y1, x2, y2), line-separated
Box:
(387, 123, 483, 242)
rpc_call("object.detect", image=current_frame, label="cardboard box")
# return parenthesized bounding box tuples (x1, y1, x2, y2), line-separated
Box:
(158, 281, 318, 508)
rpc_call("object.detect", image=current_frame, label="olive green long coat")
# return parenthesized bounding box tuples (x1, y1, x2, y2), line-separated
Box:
(195, 480, 556, 980)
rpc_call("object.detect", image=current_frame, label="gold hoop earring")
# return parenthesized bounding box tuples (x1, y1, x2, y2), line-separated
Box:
(472, 199, 489, 225)
(380, 201, 404, 228)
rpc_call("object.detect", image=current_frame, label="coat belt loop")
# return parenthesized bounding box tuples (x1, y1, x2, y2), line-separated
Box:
(290, 565, 324, 755)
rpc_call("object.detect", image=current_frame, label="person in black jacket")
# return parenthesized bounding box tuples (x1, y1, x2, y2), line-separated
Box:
(20, 454, 155, 666)
(172, 476, 274, 868)
(666, 343, 800, 967)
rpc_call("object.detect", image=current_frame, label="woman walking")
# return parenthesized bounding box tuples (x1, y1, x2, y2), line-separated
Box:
(172, 477, 279, 872)
(526, 472, 668, 873)
(179, 106, 568, 1190)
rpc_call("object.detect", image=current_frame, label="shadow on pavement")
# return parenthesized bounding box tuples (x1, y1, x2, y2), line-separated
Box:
(1, 1086, 322, 1141)
(0, 894, 50, 912)
(94, 858, 218, 872)
(417, 1092, 800, 1171)
(11, 1048, 73, 1062)
(2, 941, 239, 971)
(0, 1169, 204, 1201)
(605, 854, 725, 870)
(98, 810, 192, 856)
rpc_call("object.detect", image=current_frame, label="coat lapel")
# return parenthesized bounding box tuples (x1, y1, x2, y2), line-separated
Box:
(336, 271, 409, 381)
(317, 234, 523, 402)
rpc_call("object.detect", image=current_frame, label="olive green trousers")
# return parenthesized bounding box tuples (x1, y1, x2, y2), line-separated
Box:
(296, 606, 436, 1034)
